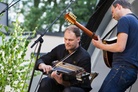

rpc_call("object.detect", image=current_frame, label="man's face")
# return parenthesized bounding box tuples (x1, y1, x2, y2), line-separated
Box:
(64, 30, 80, 51)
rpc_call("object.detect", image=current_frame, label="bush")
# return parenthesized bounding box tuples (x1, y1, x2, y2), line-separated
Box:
(0, 20, 34, 92)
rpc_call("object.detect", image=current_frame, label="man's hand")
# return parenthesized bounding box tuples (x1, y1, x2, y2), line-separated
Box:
(38, 63, 52, 74)
(51, 71, 63, 84)
(51, 71, 70, 86)
(92, 36, 103, 49)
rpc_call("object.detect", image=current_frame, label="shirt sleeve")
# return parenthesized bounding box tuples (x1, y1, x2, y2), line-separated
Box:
(117, 16, 129, 35)
(35, 46, 59, 70)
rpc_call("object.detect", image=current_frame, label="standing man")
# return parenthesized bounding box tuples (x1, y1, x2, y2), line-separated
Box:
(36, 25, 92, 92)
(92, 0, 138, 92)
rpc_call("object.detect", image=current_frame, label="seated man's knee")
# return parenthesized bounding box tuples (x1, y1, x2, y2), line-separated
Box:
(63, 87, 71, 92)
(63, 87, 85, 92)
(40, 77, 53, 87)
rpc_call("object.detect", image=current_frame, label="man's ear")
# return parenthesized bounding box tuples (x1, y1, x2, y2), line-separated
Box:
(77, 37, 80, 43)
(116, 4, 122, 10)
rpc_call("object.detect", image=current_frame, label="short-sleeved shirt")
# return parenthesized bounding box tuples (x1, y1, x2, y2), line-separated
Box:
(113, 13, 138, 68)
(36, 44, 92, 91)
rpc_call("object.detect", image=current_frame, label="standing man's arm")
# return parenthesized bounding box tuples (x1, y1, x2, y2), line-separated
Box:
(92, 33, 128, 52)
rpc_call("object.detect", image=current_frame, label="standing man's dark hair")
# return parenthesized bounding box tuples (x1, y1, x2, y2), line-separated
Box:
(112, 0, 131, 9)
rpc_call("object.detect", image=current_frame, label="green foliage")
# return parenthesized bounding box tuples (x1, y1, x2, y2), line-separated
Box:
(20, 0, 97, 32)
(0, 20, 32, 92)
(72, 0, 97, 22)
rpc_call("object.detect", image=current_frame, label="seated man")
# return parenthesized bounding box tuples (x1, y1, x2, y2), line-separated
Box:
(35, 25, 92, 92)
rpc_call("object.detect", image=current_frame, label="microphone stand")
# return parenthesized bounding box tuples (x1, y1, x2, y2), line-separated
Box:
(0, 0, 21, 15)
(28, 0, 76, 92)
(30, 0, 75, 48)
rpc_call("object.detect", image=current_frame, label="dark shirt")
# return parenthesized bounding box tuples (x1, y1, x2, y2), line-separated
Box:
(113, 13, 138, 68)
(36, 44, 92, 91)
